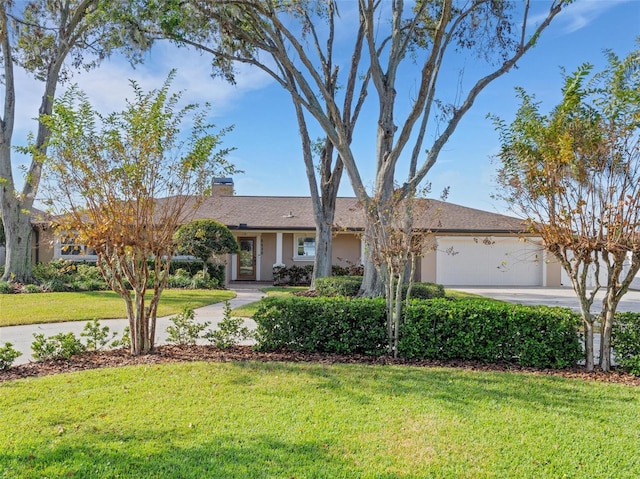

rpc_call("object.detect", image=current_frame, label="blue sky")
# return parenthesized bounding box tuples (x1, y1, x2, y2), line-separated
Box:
(8, 0, 640, 214)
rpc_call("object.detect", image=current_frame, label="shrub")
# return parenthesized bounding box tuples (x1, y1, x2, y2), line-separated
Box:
(315, 276, 363, 297)
(40, 278, 69, 292)
(272, 264, 314, 286)
(0, 281, 12, 294)
(81, 319, 117, 350)
(398, 299, 583, 369)
(166, 307, 210, 345)
(402, 282, 445, 300)
(22, 284, 42, 293)
(204, 301, 252, 349)
(0, 342, 22, 370)
(254, 296, 387, 355)
(112, 326, 131, 350)
(254, 296, 582, 368)
(31, 332, 86, 361)
(612, 312, 640, 376)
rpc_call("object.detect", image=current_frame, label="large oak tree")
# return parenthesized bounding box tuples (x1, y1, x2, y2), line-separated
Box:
(144, 0, 571, 303)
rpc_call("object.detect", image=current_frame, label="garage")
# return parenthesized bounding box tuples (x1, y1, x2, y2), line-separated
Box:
(435, 236, 544, 286)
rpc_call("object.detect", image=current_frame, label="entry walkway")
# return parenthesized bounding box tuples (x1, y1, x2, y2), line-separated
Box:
(0, 284, 265, 366)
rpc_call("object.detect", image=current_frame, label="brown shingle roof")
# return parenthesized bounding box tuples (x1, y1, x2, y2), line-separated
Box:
(189, 195, 526, 233)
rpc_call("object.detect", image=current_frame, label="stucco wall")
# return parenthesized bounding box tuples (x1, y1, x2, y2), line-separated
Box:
(332, 233, 361, 267)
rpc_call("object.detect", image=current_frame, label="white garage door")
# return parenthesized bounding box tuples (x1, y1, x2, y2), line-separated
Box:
(436, 236, 543, 286)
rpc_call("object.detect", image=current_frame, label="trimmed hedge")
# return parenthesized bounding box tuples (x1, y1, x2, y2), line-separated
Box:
(315, 277, 445, 300)
(254, 296, 387, 356)
(315, 276, 363, 297)
(401, 282, 445, 300)
(612, 312, 640, 376)
(398, 299, 582, 369)
(253, 296, 583, 369)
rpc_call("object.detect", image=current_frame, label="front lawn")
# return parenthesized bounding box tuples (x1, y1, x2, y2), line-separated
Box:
(1, 361, 638, 478)
(0, 289, 235, 327)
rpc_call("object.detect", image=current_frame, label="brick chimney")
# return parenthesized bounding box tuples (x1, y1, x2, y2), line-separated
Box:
(212, 177, 234, 196)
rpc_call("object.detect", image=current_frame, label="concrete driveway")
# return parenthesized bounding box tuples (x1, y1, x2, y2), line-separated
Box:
(451, 286, 640, 313)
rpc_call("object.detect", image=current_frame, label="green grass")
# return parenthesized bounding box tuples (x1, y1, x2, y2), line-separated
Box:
(0, 289, 235, 327)
(232, 286, 307, 317)
(445, 289, 483, 299)
(1, 361, 639, 478)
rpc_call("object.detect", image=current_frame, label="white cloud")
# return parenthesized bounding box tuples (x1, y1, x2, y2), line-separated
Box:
(541, 0, 636, 34)
(5, 40, 275, 191)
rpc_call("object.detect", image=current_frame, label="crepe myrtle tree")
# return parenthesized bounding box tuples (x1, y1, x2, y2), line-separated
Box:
(138, 0, 572, 298)
(492, 48, 640, 371)
(35, 72, 235, 355)
(174, 219, 239, 275)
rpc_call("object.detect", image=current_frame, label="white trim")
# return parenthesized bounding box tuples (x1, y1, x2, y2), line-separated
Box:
(256, 233, 262, 281)
(274, 232, 283, 267)
(231, 253, 238, 280)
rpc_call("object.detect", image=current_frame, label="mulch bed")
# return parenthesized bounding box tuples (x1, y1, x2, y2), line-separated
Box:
(2, 345, 639, 386)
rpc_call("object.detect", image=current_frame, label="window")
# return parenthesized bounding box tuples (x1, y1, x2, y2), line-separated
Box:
(57, 236, 97, 260)
(294, 235, 316, 260)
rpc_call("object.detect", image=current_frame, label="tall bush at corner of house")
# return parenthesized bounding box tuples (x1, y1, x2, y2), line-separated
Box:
(612, 312, 640, 376)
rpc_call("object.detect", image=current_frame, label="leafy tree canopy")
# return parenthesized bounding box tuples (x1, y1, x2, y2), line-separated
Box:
(174, 219, 239, 264)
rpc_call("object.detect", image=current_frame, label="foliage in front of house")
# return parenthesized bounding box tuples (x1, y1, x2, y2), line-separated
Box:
(272, 264, 365, 286)
(0, 260, 225, 293)
(314, 276, 446, 301)
(398, 299, 583, 369)
(253, 296, 583, 368)
(254, 296, 388, 356)
(272, 264, 315, 286)
(612, 313, 640, 376)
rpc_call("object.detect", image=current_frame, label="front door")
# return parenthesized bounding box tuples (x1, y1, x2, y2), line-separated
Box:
(237, 237, 256, 280)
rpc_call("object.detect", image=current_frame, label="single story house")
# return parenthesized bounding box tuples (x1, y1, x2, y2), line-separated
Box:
(28, 179, 562, 287)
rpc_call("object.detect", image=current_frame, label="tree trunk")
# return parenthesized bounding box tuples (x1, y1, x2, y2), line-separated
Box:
(599, 309, 614, 372)
(0, 200, 34, 283)
(583, 319, 595, 372)
(312, 220, 333, 289)
(360, 247, 384, 297)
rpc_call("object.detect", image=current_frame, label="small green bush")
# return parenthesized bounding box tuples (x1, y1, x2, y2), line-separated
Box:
(81, 319, 117, 350)
(0, 281, 12, 294)
(166, 307, 210, 345)
(31, 332, 86, 361)
(204, 301, 252, 349)
(273, 264, 314, 286)
(40, 278, 68, 292)
(398, 299, 583, 369)
(402, 282, 445, 300)
(0, 342, 22, 370)
(612, 312, 640, 376)
(22, 284, 42, 293)
(112, 326, 131, 350)
(254, 296, 387, 355)
(315, 276, 363, 297)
